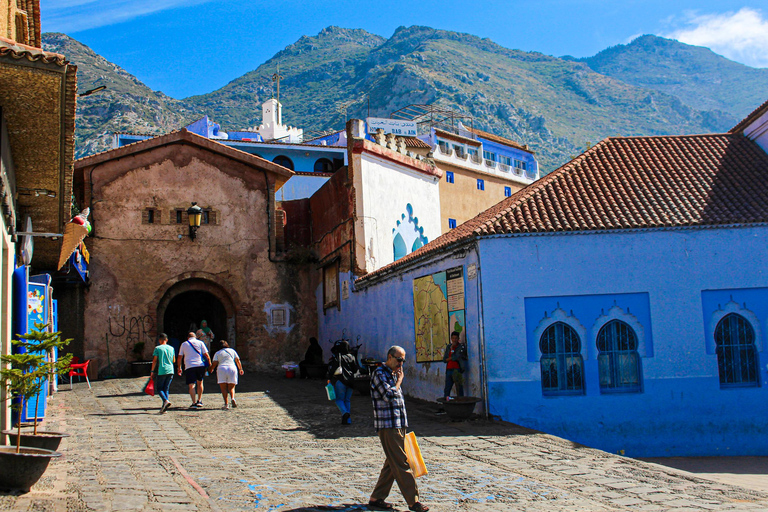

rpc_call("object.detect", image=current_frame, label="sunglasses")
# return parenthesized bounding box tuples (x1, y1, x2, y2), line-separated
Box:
(393, 356, 405, 363)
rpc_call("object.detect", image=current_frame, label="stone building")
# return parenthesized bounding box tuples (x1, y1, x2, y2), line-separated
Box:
(0, 0, 77, 436)
(73, 129, 318, 376)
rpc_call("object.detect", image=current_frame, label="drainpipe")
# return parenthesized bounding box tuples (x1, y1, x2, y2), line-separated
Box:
(473, 242, 490, 419)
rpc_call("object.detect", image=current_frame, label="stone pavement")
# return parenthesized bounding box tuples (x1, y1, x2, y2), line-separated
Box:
(3, 373, 768, 512)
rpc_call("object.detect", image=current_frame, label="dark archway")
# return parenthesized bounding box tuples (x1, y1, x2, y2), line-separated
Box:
(155, 277, 237, 357)
(163, 291, 227, 354)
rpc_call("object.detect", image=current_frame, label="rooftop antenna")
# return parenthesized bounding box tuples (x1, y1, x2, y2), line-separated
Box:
(272, 64, 283, 104)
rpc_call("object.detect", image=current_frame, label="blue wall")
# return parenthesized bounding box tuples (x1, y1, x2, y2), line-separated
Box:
(478, 226, 768, 457)
(318, 250, 482, 402)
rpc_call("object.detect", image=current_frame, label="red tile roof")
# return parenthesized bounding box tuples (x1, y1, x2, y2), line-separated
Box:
(402, 137, 431, 149)
(358, 132, 768, 284)
(0, 36, 66, 66)
(464, 126, 534, 154)
(730, 98, 768, 135)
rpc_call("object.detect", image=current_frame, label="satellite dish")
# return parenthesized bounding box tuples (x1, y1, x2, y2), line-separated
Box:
(20, 216, 33, 266)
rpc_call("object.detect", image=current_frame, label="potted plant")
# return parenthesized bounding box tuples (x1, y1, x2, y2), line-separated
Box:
(2, 324, 72, 452)
(0, 326, 71, 492)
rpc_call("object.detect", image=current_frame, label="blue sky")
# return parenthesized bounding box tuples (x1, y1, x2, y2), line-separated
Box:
(40, 1, 768, 99)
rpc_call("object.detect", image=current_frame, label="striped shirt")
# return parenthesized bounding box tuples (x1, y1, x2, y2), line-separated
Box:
(370, 366, 408, 430)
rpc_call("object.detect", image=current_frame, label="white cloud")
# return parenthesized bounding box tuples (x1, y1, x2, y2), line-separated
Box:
(41, 0, 217, 33)
(663, 8, 768, 68)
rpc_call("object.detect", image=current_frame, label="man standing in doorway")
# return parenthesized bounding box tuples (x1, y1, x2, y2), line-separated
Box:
(443, 331, 467, 399)
(177, 332, 211, 408)
(368, 346, 429, 512)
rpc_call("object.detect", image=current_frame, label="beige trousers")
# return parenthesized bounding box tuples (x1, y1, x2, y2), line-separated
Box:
(371, 427, 419, 506)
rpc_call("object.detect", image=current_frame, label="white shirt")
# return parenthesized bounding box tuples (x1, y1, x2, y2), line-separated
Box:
(213, 348, 239, 368)
(179, 338, 208, 368)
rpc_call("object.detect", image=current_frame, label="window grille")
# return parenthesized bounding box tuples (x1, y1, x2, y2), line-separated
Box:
(715, 313, 759, 388)
(540, 322, 585, 395)
(477, 179, 485, 191)
(504, 186, 511, 197)
(446, 171, 454, 184)
(597, 320, 642, 393)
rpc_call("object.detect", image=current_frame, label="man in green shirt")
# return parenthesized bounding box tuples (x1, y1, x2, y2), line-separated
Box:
(150, 333, 176, 413)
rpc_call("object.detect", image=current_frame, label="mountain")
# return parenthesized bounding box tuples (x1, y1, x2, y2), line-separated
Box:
(43, 27, 766, 172)
(42, 33, 201, 158)
(580, 35, 768, 119)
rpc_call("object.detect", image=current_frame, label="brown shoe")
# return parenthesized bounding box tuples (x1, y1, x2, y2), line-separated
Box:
(409, 503, 429, 512)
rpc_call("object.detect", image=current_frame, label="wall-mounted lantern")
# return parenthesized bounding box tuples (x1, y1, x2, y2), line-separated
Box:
(187, 202, 203, 240)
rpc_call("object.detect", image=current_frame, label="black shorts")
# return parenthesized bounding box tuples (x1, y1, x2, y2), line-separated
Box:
(184, 366, 207, 385)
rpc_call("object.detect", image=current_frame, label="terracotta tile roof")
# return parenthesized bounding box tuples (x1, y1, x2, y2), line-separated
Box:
(0, 36, 66, 66)
(76, 129, 295, 187)
(730, 98, 768, 135)
(402, 137, 431, 149)
(464, 126, 534, 154)
(358, 132, 768, 284)
(434, 128, 481, 147)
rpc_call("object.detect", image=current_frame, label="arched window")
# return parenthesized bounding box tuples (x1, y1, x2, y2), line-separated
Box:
(597, 320, 642, 393)
(715, 313, 759, 388)
(273, 155, 294, 171)
(314, 158, 334, 173)
(540, 322, 584, 395)
(393, 233, 407, 261)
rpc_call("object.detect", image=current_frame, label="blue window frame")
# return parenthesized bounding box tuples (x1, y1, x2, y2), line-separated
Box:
(715, 313, 759, 388)
(477, 179, 484, 191)
(448, 218, 457, 229)
(540, 322, 585, 395)
(446, 171, 454, 183)
(597, 320, 642, 393)
(504, 186, 511, 197)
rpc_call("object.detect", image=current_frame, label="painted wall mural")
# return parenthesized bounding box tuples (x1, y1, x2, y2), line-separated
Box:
(393, 203, 429, 261)
(413, 266, 466, 362)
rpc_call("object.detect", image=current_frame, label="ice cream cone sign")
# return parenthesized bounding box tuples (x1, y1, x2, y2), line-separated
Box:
(57, 208, 91, 270)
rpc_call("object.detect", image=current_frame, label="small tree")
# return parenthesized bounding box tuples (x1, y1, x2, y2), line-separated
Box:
(1, 323, 73, 449)
(0, 349, 47, 453)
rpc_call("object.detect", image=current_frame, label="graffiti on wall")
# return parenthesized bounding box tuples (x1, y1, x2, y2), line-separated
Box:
(108, 311, 154, 359)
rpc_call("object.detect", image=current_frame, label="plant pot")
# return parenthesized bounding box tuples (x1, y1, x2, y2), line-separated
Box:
(130, 361, 152, 377)
(2, 429, 70, 451)
(436, 396, 482, 421)
(0, 446, 61, 492)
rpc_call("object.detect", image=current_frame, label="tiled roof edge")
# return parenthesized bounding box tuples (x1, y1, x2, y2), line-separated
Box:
(730, 98, 768, 134)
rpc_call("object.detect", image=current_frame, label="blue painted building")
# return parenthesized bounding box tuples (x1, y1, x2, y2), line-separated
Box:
(318, 101, 768, 457)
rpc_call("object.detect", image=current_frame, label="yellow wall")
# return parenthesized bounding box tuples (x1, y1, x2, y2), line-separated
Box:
(437, 162, 527, 232)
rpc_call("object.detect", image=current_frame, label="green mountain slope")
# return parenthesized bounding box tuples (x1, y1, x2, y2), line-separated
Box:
(186, 26, 739, 172)
(581, 35, 768, 119)
(45, 27, 760, 173)
(42, 33, 201, 158)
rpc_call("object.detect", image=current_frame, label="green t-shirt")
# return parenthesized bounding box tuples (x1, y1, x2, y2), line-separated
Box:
(152, 344, 176, 376)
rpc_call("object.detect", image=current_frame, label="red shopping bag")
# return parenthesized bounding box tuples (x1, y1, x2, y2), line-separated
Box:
(143, 377, 155, 396)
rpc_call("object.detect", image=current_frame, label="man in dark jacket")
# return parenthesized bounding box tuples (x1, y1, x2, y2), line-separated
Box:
(443, 331, 467, 399)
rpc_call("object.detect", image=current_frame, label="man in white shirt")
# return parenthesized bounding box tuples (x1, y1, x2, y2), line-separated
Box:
(177, 332, 211, 408)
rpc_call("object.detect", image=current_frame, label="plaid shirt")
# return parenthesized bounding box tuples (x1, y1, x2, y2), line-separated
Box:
(370, 365, 408, 430)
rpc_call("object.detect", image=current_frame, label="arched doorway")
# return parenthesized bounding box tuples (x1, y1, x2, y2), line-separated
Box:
(156, 278, 236, 356)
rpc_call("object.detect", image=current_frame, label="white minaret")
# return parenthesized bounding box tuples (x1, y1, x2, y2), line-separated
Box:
(256, 98, 303, 142)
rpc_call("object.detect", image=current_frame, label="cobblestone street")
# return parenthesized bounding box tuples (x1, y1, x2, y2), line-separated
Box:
(3, 373, 768, 512)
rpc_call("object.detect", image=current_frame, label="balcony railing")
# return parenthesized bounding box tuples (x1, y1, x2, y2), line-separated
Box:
(499, 163, 511, 172)
(484, 159, 497, 169)
(437, 145, 453, 156)
(470, 153, 482, 164)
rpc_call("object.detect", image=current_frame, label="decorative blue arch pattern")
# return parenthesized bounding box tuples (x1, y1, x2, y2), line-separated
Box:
(392, 204, 429, 262)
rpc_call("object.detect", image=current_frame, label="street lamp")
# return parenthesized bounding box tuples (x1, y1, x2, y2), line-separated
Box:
(187, 202, 203, 240)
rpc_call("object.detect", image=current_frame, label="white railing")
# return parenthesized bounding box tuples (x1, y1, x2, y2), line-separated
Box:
(499, 163, 511, 172)
(437, 145, 453, 156)
(470, 153, 482, 164)
(484, 159, 497, 169)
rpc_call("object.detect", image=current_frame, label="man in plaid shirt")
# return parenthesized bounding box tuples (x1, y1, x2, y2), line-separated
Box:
(367, 346, 429, 512)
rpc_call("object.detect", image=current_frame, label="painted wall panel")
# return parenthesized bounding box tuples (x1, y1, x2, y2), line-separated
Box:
(478, 226, 768, 456)
(356, 152, 441, 273)
(318, 250, 482, 403)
